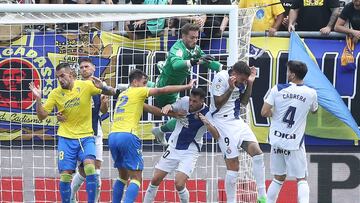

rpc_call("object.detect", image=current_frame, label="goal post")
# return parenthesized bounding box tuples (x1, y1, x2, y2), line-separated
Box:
(0, 4, 258, 202)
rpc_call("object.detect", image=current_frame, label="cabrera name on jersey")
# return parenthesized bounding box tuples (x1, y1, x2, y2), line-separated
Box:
(264, 83, 318, 150)
(168, 96, 209, 152)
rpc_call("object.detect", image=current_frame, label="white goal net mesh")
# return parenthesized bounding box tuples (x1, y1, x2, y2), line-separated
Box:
(0, 4, 258, 202)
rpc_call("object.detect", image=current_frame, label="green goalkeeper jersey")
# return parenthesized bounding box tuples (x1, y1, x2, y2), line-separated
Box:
(155, 39, 222, 107)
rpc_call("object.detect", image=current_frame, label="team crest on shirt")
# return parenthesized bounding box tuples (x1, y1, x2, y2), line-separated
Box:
(176, 49, 183, 57)
(226, 147, 232, 154)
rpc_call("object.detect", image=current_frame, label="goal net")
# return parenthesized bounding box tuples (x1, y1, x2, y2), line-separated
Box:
(0, 4, 258, 202)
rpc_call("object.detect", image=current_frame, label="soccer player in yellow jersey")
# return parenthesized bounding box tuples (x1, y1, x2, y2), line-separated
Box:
(109, 69, 195, 203)
(29, 62, 116, 203)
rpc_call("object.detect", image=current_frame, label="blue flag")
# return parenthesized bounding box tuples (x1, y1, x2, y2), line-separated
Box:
(289, 32, 360, 140)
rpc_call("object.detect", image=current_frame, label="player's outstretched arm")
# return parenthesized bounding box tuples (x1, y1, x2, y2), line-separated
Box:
(90, 76, 117, 96)
(198, 112, 220, 140)
(148, 79, 196, 96)
(143, 104, 186, 118)
(29, 82, 49, 121)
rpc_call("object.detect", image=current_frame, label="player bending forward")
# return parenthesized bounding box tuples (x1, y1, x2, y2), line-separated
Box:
(144, 88, 220, 203)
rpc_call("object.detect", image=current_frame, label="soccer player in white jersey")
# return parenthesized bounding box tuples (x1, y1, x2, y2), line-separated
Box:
(210, 61, 267, 203)
(143, 88, 220, 203)
(261, 60, 318, 203)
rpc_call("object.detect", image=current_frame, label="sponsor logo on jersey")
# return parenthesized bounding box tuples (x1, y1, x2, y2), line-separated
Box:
(273, 147, 291, 155)
(274, 130, 296, 139)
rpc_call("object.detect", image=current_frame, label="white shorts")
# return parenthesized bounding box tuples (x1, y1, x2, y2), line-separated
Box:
(213, 116, 258, 159)
(155, 147, 199, 177)
(270, 145, 308, 178)
(95, 128, 104, 162)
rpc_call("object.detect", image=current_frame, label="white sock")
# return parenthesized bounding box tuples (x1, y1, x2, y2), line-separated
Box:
(298, 180, 309, 203)
(143, 184, 159, 203)
(95, 169, 101, 202)
(267, 179, 283, 203)
(70, 172, 85, 200)
(225, 170, 238, 203)
(178, 187, 189, 203)
(252, 154, 266, 198)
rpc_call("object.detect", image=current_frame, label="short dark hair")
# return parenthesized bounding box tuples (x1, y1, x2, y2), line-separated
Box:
(181, 23, 200, 36)
(190, 88, 206, 100)
(287, 60, 308, 80)
(78, 57, 93, 65)
(232, 61, 251, 76)
(56, 62, 71, 72)
(129, 69, 148, 83)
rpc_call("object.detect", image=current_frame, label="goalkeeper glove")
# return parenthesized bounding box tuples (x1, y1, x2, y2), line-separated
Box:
(200, 54, 216, 63)
(190, 58, 199, 66)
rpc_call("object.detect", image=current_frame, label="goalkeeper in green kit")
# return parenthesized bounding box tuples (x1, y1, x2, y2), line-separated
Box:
(150, 23, 226, 146)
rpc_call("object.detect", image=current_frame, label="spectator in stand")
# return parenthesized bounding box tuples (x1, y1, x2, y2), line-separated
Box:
(279, 0, 293, 31)
(201, 0, 231, 38)
(168, 0, 206, 37)
(335, 0, 360, 43)
(239, 0, 285, 37)
(288, 0, 340, 35)
(124, 0, 168, 39)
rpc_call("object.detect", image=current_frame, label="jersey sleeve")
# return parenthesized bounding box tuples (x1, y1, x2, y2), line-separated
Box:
(138, 87, 150, 99)
(84, 80, 102, 96)
(310, 90, 319, 112)
(272, 0, 285, 16)
(339, 3, 351, 21)
(43, 91, 56, 113)
(290, 0, 302, 9)
(169, 45, 191, 70)
(211, 73, 228, 96)
(264, 86, 277, 106)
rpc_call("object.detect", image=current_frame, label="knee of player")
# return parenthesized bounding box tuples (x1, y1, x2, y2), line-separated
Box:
(175, 181, 186, 191)
(78, 166, 86, 178)
(174, 177, 188, 191)
(225, 158, 240, 171)
(130, 171, 143, 183)
(95, 160, 102, 169)
(151, 176, 163, 186)
(247, 144, 263, 157)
